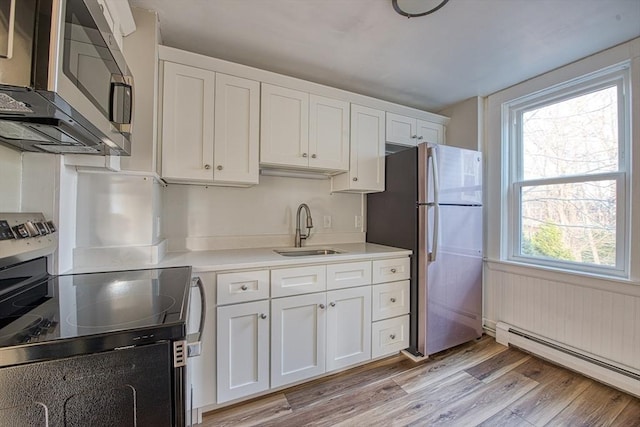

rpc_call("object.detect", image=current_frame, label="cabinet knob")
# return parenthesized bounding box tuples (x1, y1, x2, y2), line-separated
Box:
(217, 165, 223, 171)
(390, 268, 397, 273)
(302, 153, 308, 158)
(411, 135, 417, 139)
(352, 177, 358, 182)
(390, 334, 396, 340)
(318, 304, 325, 309)
(329, 302, 336, 307)
(260, 313, 267, 319)
(390, 297, 396, 303)
(418, 136, 424, 140)
(204, 164, 211, 170)
(311, 154, 317, 159)
(241, 284, 248, 291)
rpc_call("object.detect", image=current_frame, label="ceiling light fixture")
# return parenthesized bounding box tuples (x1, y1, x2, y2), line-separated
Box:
(392, 0, 450, 18)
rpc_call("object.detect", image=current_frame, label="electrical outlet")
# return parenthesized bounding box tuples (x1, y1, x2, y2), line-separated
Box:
(323, 215, 332, 228)
(355, 215, 363, 228)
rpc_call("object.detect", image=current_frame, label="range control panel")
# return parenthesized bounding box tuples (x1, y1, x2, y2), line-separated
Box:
(0, 213, 57, 268)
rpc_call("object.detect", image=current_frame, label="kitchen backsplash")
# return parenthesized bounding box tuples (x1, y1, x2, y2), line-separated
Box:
(162, 174, 365, 251)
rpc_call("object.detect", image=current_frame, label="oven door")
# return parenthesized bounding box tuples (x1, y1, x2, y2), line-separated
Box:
(51, 0, 133, 151)
(0, 342, 174, 426)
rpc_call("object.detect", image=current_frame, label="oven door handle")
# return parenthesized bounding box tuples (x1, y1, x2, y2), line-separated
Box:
(187, 276, 206, 358)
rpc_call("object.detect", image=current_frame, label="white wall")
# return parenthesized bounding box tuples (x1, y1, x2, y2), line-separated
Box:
(484, 38, 640, 372)
(0, 145, 22, 211)
(120, 7, 161, 173)
(438, 96, 483, 151)
(163, 175, 364, 251)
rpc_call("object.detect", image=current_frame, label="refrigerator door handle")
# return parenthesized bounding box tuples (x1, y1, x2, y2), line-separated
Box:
(428, 147, 440, 262)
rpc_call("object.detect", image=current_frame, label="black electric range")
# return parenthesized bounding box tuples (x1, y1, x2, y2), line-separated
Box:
(0, 256, 193, 368)
(0, 213, 204, 427)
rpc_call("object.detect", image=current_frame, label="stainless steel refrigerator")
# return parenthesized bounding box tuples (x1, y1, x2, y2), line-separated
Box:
(367, 142, 483, 357)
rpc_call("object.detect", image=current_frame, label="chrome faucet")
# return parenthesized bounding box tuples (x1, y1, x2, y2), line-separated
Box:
(295, 203, 313, 247)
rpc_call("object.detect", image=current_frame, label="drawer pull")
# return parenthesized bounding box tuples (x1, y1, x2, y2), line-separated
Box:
(390, 297, 396, 303)
(329, 302, 336, 307)
(390, 268, 397, 273)
(390, 334, 396, 340)
(319, 304, 326, 309)
(241, 285, 248, 291)
(260, 313, 267, 319)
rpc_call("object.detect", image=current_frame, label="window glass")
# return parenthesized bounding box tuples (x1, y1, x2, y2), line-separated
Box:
(522, 86, 618, 180)
(520, 180, 616, 266)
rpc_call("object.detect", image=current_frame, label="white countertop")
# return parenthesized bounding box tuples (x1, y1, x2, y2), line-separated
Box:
(67, 243, 411, 274)
(162, 243, 411, 272)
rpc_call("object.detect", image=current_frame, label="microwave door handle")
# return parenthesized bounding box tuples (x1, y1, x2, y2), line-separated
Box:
(428, 146, 440, 262)
(109, 74, 134, 133)
(0, 0, 16, 59)
(187, 276, 206, 358)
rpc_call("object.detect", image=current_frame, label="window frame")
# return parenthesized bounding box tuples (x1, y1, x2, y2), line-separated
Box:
(504, 64, 631, 278)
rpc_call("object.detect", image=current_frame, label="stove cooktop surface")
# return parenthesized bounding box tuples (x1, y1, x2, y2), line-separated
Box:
(0, 263, 192, 367)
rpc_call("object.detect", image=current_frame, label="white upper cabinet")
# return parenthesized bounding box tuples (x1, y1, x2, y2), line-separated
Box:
(214, 73, 260, 185)
(161, 62, 215, 182)
(416, 119, 445, 145)
(161, 63, 260, 186)
(308, 95, 350, 171)
(260, 84, 309, 168)
(332, 104, 385, 193)
(386, 112, 445, 147)
(261, 84, 349, 173)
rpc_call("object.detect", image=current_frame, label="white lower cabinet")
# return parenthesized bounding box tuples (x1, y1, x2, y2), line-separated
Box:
(371, 315, 410, 358)
(271, 292, 327, 388)
(326, 286, 371, 371)
(216, 300, 270, 403)
(202, 256, 410, 411)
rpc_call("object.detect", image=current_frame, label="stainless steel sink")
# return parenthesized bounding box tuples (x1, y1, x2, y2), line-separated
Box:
(274, 248, 344, 257)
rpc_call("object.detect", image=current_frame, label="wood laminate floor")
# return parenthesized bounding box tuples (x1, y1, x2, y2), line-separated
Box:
(201, 336, 640, 426)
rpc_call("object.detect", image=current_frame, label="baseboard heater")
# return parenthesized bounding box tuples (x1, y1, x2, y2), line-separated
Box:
(495, 322, 640, 398)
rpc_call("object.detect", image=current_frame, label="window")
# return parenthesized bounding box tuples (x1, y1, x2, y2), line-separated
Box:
(505, 65, 630, 277)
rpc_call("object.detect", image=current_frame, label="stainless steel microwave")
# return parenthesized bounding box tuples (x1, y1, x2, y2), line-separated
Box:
(0, 0, 133, 155)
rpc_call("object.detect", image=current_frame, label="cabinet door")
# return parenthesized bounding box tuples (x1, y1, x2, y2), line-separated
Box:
(386, 112, 417, 146)
(271, 293, 326, 388)
(161, 62, 215, 182)
(308, 95, 350, 171)
(350, 104, 385, 191)
(417, 119, 445, 144)
(213, 74, 260, 185)
(260, 84, 309, 168)
(217, 300, 270, 403)
(326, 286, 372, 372)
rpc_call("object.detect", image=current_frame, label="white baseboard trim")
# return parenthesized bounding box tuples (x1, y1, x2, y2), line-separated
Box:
(496, 322, 640, 398)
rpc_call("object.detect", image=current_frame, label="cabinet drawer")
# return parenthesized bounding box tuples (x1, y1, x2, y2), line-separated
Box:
(271, 265, 326, 297)
(372, 315, 410, 358)
(372, 258, 410, 284)
(372, 280, 410, 321)
(217, 270, 269, 305)
(326, 261, 371, 290)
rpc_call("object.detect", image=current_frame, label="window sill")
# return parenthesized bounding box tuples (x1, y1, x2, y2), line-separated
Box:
(484, 259, 640, 297)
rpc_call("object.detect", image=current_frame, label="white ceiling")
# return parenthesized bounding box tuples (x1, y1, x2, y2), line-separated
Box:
(128, 0, 640, 112)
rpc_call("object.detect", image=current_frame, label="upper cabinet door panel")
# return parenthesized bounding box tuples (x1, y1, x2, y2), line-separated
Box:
(308, 95, 350, 171)
(417, 119, 445, 144)
(161, 62, 215, 182)
(214, 74, 260, 185)
(350, 104, 385, 191)
(260, 84, 309, 167)
(386, 112, 417, 146)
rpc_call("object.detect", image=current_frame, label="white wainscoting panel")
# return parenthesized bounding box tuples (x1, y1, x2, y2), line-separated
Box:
(484, 262, 640, 372)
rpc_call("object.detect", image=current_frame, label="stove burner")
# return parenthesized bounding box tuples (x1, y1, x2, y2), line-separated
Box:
(66, 294, 177, 330)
